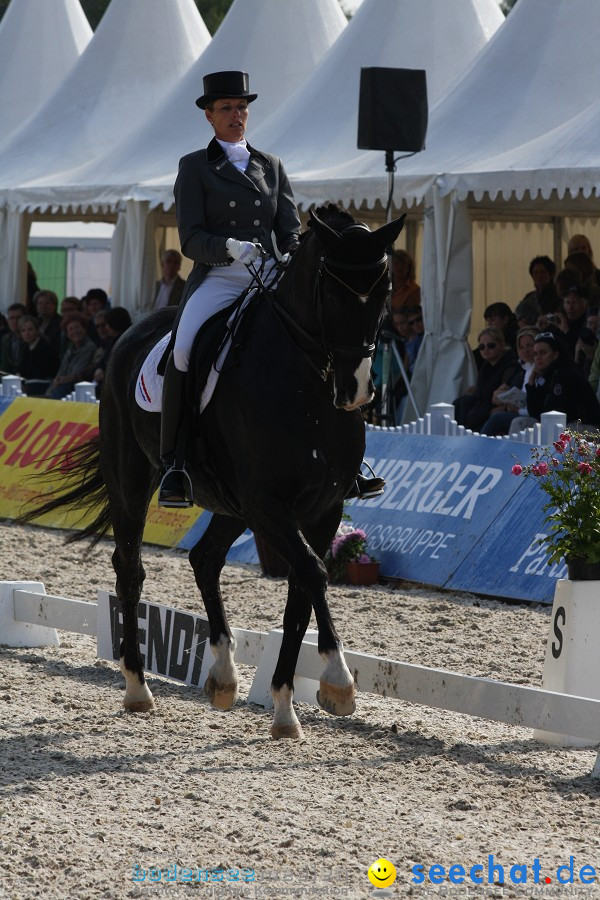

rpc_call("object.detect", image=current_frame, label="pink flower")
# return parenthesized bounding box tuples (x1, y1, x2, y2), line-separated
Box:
(595, 447, 600, 458)
(553, 440, 566, 453)
(559, 432, 570, 442)
(531, 465, 540, 476)
(579, 462, 593, 475)
(511, 464, 523, 475)
(357, 553, 371, 564)
(552, 457, 560, 466)
(537, 462, 549, 475)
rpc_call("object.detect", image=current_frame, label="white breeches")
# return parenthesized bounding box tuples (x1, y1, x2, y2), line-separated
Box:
(173, 259, 275, 372)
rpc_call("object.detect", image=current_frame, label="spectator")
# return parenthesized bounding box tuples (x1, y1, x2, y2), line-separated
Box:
(555, 266, 583, 307)
(390, 308, 412, 342)
(480, 327, 538, 436)
(0, 303, 27, 374)
(371, 312, 409, 424)
(60, 296, 82, 315)
(525, 331, 600, 427)
(45, 313, 98, 400)
(538, 308, 569, 335)
(575, 307, 599, 378)
(517, 256, 560, 318)
(35, 290, 62, 360)
(562, 284, 589, 357)
(566, 234, 600, 289)
(390, 249, 420, 310)
(564, 252, 600, 306)
(405, 306, 424, 374)
(81, 288, 109, 344)
(454, 327, 520, 432)
(0, 313, 8, 340)
(484, 302, 519, 352)
(17, 315, 59, 395)
(92, 307, 132, 396)
(153, 249, 186, 310)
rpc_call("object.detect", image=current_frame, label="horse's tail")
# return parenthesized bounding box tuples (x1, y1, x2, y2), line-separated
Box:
(17, 434, 112, 548)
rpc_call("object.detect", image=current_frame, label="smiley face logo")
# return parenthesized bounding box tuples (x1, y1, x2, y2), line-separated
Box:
(368, 858, 397, 889)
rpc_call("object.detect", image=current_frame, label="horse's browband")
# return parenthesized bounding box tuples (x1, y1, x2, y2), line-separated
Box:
(323, 254, 387, 272)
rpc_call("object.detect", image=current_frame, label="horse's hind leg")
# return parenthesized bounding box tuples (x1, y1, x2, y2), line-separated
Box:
(188, 513, 246, 711)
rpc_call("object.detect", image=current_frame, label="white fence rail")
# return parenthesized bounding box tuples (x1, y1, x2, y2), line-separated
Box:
(1, 581, 598, 777)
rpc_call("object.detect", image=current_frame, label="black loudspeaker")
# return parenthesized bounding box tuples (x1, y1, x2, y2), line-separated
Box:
(357, 67, 428, 152)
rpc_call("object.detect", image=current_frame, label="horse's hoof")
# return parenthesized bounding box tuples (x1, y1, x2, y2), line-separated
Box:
(204, 675, 238, 711)
(317, 683, 356, 717)
(271, 722, 305, 740)
(123, 698, 155, 713)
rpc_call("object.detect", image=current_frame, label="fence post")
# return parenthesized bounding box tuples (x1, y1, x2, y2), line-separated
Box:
(428, 403, 455, 435)
(1, 374, 23, 397)
(540, 411, 567, 445)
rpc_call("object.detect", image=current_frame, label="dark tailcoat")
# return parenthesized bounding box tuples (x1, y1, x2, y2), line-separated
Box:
(173, 137, 301, 313)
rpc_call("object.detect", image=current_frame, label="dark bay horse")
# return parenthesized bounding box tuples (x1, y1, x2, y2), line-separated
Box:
(27, 204, 405, 739)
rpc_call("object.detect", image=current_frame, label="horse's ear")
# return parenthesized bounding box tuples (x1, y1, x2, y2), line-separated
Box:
(309, 208, 342, 254)
(372, 214, 407, 252)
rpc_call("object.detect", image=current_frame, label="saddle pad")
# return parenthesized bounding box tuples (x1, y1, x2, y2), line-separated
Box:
(135, 317, 238, 415)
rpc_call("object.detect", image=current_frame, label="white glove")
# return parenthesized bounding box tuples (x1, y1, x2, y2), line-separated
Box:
(281, 252, 292, 266)
(226, 238, 261, 264)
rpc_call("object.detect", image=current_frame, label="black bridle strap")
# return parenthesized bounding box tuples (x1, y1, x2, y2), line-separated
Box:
(269, 294, 333, 381)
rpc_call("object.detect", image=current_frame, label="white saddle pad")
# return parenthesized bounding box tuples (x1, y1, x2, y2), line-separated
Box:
(135, 301, 247, 415)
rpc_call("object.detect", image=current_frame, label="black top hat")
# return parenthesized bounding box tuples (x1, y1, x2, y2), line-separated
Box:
(196, 71, 258, 110)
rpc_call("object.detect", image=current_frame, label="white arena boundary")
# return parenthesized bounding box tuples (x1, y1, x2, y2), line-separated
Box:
(1, 581, 599, 777)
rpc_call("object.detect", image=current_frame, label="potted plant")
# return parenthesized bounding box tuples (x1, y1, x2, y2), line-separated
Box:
(512, 428, 600, 747)
(325, 517, 379, 585)
(511, 428, 600, 580)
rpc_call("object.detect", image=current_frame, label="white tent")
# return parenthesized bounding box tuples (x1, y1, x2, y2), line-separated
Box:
(0, 0, 92, 145)
(253, 0, 505, 211)
(0, 0, 211, 191)
(0, 0, 211, 308)
(9, 0, 348, 211)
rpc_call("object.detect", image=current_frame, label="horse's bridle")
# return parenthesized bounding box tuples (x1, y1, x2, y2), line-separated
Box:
(267, 249, 389, 383)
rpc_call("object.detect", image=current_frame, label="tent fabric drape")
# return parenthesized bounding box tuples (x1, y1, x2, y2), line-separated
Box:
(405, 186, 477, 421)
(110, 202, 159, 317)
(0, 208, 32, 311)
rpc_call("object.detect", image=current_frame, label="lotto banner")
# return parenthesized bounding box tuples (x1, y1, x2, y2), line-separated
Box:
(0, 397, 201, 547)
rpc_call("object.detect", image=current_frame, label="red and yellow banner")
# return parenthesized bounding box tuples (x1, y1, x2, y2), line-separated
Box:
(0, 397, 202, 547)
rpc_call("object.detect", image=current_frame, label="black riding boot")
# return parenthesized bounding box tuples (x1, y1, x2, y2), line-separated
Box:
(158, 356, 193, 508)
(346, 471, 386, 500)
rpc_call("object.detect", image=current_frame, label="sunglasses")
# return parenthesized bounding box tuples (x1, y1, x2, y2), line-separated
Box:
(478, 342, 497, 350)
(408, 316, 423, 325)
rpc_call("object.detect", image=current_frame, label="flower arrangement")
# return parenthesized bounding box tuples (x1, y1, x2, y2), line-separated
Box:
(512, 428, 600, 569)
(325, 516, 378, 583)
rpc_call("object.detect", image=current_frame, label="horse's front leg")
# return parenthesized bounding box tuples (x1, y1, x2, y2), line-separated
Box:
(188, 514, 247, 711)
(256, 506, 355, 739)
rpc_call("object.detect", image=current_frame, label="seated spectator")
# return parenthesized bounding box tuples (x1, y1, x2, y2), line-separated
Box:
(0, 303, 27, 374)
(454, 327, 520, 432)
(517, 256, 560, 318)
(390, 250, 420, 310)
(16, 315, 59, 395)
(45, 313, 98, 400)
(390, 308, 411, 342)
(82, 288, 109, 345)
(523, 331, 600, 427)
(564, 251, 600, 305)
(92, 307, 132, 396)
(562, 284, 589, 357)
(575, 307, 599, 378)
(35, 290, 62, 360)
(60, 296, 82, 315)
(484, 302, 519, 351)
(153, 250, 186, 310)
(515, 295, 541, 328)
(480, 328, 538, 436)
(567, 234, 600, 290)
(0, 313, 8, 341)
(404, 306, 424, 374)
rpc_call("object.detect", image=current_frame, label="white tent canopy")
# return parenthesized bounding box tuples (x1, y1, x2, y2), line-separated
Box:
(4, 0, 347, 213)
(253, 0, 505, 211)
(0, 0, 211, 195)
(0, 0, 92, 145)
